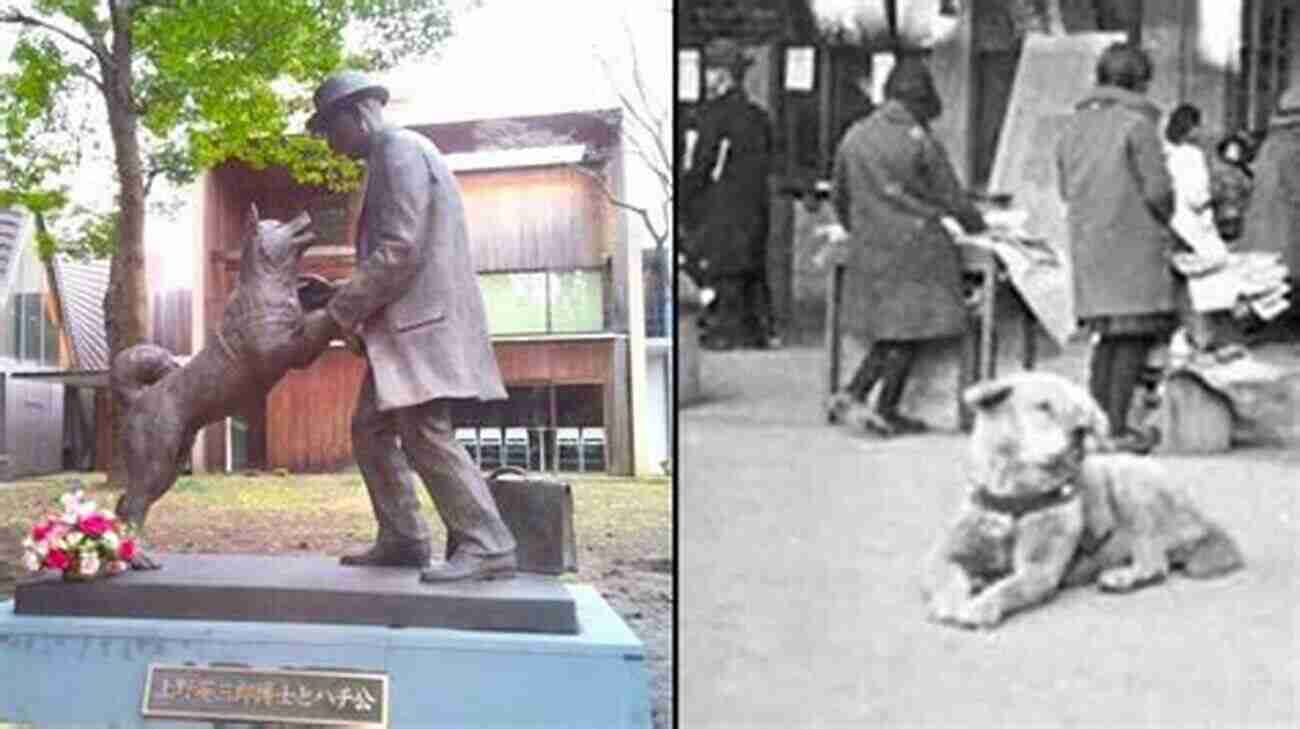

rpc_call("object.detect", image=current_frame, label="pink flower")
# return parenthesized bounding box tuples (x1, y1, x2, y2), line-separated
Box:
(31, 519, 54, 542)
(118, 539, 136, 562)
(78, 513, 112, 537)
(46, 548, 70, 571)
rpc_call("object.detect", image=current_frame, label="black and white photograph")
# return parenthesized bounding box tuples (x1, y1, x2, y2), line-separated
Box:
(678, 0, 1297, 727)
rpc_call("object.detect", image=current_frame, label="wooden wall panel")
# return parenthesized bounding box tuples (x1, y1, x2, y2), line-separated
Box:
(266, 348, 366, 472)
(459, 167, 612, 272)
(493, 340, 612, 384)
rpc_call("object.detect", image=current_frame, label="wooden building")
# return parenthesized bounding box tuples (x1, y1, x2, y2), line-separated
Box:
(190, 110, 638, 475)
(679, 0, 1299, 342)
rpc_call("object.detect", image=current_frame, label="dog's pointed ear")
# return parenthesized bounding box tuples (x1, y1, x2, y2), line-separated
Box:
(963, 379, 1014, 411)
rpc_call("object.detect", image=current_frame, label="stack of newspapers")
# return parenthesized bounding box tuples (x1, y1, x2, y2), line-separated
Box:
(1172, 250, 1290, 319)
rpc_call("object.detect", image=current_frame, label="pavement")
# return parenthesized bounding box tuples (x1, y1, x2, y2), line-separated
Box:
(680, 346, 1300, 728)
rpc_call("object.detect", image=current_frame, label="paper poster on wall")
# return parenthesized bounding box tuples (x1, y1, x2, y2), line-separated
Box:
(678, 49, 700, 102)
(784, 46, 816, 92)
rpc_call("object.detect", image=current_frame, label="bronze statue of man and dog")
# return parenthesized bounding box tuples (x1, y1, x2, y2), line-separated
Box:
(111, 70, 518, 583)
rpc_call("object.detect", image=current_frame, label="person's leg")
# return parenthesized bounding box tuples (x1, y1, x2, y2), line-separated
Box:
(397, 399, 517, 582)
(844, 345, 888, 403)
(828, 344, 885, 425)
(1094, 333, 1162, 453)
(703, 275, 743, 349)
(876, 341, 926, 433)
(1089, 335, 1120, 431)
(341, 369, 433, 567)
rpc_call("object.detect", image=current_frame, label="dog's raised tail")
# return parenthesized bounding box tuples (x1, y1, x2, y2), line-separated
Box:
(111, 344, 179, 403)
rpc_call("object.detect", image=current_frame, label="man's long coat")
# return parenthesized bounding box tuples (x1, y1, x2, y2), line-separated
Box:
(327, 125, 507, 411)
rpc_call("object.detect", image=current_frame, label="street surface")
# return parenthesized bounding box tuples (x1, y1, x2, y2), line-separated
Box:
(680, 346, 1299, 728)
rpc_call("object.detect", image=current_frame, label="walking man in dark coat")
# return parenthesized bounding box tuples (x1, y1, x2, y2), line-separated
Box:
(1055, 43, 1176, 450)
(300, 70, 517, 582)
(681, 38, 774, 349)
(828, 55, 986, 435)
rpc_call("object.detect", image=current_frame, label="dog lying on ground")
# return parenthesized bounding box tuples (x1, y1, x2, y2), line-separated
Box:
(111, 205, 336, 568)
(920, 371, 1244, 629)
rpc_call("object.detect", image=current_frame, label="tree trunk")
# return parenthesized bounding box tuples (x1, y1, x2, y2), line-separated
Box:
(102, 6, 149, 489)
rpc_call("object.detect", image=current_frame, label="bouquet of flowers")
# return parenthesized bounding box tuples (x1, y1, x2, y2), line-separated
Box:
(21, 489, 135, 580)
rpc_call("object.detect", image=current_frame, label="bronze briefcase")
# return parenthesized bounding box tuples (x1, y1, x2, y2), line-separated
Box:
(446, 466, 578, 575)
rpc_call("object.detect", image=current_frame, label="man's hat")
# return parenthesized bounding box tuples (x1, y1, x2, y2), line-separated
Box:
(307, 70, 389, 134)
(703, 37, 753, 75)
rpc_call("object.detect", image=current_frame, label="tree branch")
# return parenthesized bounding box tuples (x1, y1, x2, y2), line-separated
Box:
(0, 8, 106, 65)
(572, 163, 666, 245)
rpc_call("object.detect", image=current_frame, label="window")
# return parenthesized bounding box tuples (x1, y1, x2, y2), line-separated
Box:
(479, 269, 605, 335)
(1236, 0, 1293, 132)
(3, 291, 57, 364)
(480, 272, 548, 334)
(548, 270, 604, 333)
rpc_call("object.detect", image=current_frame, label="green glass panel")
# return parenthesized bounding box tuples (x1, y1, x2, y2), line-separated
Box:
(479, 272, 547, 334)
(548, 270, 604, 333)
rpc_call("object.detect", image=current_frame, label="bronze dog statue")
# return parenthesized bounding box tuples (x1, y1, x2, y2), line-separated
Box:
(111, 204, 335, 568)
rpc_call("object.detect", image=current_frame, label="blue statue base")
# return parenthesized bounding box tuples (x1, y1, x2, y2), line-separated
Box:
(0, 584, 648, 728)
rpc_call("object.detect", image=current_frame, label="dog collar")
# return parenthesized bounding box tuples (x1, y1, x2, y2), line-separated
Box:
(971, 481, 1078, 519)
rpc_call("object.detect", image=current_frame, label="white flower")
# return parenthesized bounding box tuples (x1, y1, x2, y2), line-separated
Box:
(21, 536, 34, 551)
(60, 510, 78, 525)
(21, 551, 41, 572)
(34, 539, 50, 557)
(102, 531, 121, 551)
(79, 550, 100, 576)
(65, 532, 84, 548)
(76, 500, 98, 518)
(59, 490, 83, 512)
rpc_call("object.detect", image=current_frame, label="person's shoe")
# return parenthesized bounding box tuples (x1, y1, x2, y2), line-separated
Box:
(1112, 428, 1159, 455)
(419, 551, 517, 583)
(848, 405, 896, 437)
(824, 391, 854, 424)
(340, 541, 432, 568)
(700, 334, 734, 351)
(882, 412, 930, 435)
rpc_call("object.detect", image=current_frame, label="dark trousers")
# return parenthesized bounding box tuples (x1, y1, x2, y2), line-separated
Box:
(1089, 334, 1159, 436)
(843, 340, 918, 414)
(707, 272, 766, 346)
(352, 370, 516, 557)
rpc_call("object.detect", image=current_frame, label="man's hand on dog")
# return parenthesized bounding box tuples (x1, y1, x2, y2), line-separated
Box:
(291, 308, 344, 368)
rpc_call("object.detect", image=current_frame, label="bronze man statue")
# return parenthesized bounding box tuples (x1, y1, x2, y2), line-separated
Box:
(300, 70, 517, 582)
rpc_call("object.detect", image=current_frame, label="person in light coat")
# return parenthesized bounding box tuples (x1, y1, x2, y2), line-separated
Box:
(300, 70, 516, 583)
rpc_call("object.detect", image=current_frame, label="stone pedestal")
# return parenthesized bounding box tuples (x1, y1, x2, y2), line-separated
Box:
(0, 555, 648, 728)
(15, 553, 577, 633)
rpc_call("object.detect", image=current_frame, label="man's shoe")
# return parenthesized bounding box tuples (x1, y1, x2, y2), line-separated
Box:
(1112, 428, 1159, 455)
(847, 405, 896, 437)
(339, 541, 432, 568)
(825, 391, 854, 424)
(700, 334, 734, 351)
(419, 551, 517, 583)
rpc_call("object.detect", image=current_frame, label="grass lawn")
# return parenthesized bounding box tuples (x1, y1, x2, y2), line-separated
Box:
(0, 469, 673, 728)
